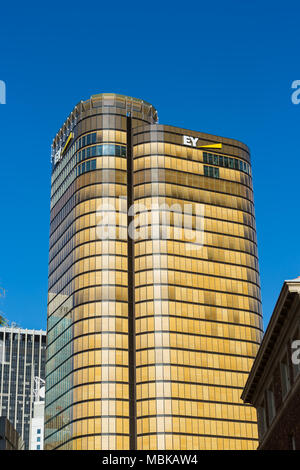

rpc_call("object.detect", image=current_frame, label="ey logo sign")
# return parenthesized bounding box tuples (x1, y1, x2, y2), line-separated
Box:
(0, 81, 6, 104)
(183, 135, 222, 149)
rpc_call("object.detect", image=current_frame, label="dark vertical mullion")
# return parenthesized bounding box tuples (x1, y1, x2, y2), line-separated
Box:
(127, 116, 136, 450)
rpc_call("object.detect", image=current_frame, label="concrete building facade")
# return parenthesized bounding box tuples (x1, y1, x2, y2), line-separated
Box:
(242, 277, 300, 450)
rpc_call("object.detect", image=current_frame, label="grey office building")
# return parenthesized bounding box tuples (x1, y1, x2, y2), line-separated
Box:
(0, 326, 46, 449)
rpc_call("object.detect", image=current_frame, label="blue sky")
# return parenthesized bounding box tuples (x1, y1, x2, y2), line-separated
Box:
(0, 0, 299, 331)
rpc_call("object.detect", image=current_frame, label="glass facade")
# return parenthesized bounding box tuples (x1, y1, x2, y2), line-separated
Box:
(0, 327, 46, 449)
(45, 93, 262, 450)
(133, 124, 262, 450)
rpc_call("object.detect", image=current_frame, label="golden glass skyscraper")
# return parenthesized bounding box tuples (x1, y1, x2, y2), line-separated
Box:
(45, 93, 263, 450)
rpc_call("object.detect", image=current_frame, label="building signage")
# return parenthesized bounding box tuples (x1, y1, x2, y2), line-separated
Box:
(183, 135, 199, 147)
(53, 148, 62, 165)
(183, 135, 222, 149)
(52, 132, 74, 165)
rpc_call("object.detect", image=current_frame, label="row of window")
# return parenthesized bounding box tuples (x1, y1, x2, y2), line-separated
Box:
(76, 160, 97, 177)
(49, 256, 260, 304)
(76, 144, 127, 163)
(52, 129, 127, 187)
(135, 302, 262, 328)
(49, 194, 257, 271)
(76, 133, 97, 150)
(49, 227, 258, 294)
(134, 184, 255, 217)
(134, 168, 253, 202)
(50, 193, 257, 258)
(203, 152, 251, 175)
(75, 133, 127, 155)
(49, 222, 258, 277)
(51, 144, 127, 207)
(204, 166, 219, 179)
(51, 434, 257, 450)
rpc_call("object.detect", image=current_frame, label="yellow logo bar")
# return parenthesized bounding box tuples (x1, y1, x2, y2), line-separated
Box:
(198, 143, 222, 149)
(61, 132, 74, 155)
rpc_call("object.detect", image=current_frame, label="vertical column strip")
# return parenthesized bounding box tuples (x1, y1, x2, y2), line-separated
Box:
(7, 328, 13, 421)
(21, 332, 27, 443)
(14, 331, 20, 428)
(127, 116, 136, 450)
(29, 333, 35, 448)
(0, 329, 6, 414)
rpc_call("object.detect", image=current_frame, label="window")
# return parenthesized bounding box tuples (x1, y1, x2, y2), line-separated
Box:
(37, 429, 41, 434)
(76, 159, 97, 177)
(204, 165, 219, 179)
(202, 151, 250, 175)
(37, 437, 41, 442)
(266, 384, 276, 424)
(76, 144, 126, 164)
(289, 434, 296, 450)
(280, 355, 291, 398)
(37, 445, 40, 450)
(257, 401, 267, 437)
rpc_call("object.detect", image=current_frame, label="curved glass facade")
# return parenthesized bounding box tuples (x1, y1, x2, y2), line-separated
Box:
(45, 94, 262, 450)
(133, 125, 262, 450)
(45, 94, 157, 450)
